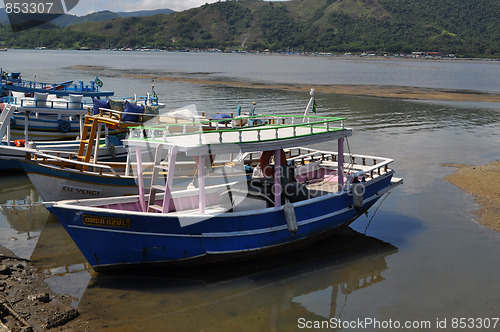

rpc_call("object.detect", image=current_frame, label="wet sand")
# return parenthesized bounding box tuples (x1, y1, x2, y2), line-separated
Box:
(69, 64, 500, 103)
(444, 161, 500, 232)
(140, 77, 500, 103)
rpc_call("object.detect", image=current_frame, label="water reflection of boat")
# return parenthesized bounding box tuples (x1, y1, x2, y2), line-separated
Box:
(0, 174, 50, 259)
(30, 215, 88, 271)
(73, 227, 397, 330)
(0, 175, 48, 234)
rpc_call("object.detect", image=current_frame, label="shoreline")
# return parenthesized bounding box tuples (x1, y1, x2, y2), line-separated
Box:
(0, 246, 86, 330)
(444, 161, 500, 232)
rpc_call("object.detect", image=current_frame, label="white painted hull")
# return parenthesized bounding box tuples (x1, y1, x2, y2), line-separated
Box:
(0, 143, 128, 170)
(26, 171, 138, 201)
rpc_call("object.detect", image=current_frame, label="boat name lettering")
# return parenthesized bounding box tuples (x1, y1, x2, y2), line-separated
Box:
(83, 215, 130, 228)
(62, 185, 101, 196)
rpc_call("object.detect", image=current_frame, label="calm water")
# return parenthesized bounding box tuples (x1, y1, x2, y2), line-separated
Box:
(1, 50, 500, 331)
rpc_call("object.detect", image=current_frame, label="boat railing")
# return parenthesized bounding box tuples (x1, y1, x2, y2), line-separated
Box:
(1, 78, 101, 93)
(6, 95, 91, 111)
(126, 114, 347, 144)
(241, 147, 394, 179)
(341, 158, 394, 191)
(284, 147, 394, 189)
(7, 92, 159, 112)
(117, 94, 161, 106)
(26, 150, 121, 177)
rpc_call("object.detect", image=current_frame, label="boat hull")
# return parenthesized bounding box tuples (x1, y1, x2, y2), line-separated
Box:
(22, 161, 139, 201)
(9, 115, 81, 140)
(21, 160, 249, 201)
(0, 143, 127, 171)
(47, 172, 395, 270)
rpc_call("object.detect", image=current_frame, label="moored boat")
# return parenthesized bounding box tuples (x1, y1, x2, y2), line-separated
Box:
(3, 91, 93, 140)
(0, 91, 162, 170)
(0, 70, 114, 98)
(17, 104, 234, 201)
(45, 92, 402, 271)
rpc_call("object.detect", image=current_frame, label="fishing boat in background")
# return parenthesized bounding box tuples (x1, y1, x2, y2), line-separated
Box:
(19, 105, 243, 201)
(4, 91, 92, 140)
(0, 90, 163, 170)
(0, 72, 115, 142)
(46, 90, 402, 271)
(0, 70, 114, 99)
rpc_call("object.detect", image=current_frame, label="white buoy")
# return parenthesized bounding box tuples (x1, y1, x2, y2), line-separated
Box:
(284, 200, 298, 235)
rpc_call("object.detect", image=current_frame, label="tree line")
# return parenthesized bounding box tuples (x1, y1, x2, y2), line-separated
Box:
(0, 0, 498, 58)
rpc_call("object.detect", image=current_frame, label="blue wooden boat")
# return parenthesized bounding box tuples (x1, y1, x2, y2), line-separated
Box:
(0, 70, 114, 98)
(45, 93, 402, 271)
(16, 105, 224, 201)
(3, 92, 91, 140)
(0, 91, 162, 170)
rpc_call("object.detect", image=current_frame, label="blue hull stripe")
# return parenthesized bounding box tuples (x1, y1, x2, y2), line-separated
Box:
(50, 173, 393, 268)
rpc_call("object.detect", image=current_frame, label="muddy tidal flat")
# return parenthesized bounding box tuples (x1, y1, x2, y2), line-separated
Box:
(0, 246, 88, 331)
(69, 64, 500, 103)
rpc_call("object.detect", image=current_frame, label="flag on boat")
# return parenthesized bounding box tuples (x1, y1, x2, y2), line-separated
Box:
(303, 88, 316, 118)
(94, 76, 103, 88)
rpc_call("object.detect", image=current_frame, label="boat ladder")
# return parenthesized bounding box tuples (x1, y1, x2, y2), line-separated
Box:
(77, 115, 102, 169)
(0, 104, 15, 142)
(147, 144, 178, 213)
(76, 112, 123, 169)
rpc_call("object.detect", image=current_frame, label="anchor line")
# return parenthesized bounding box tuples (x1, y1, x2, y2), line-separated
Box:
(363, 191, 391, 235)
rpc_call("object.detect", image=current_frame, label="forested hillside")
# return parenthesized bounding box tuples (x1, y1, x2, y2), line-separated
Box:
(0, 0, 498, 57)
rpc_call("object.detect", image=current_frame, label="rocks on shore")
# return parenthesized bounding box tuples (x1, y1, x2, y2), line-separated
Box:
(0, 250, 80, 331)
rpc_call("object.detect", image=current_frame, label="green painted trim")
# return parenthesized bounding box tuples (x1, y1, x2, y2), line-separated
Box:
(127, 127, 348, 147)
(128, 114, 346, 138)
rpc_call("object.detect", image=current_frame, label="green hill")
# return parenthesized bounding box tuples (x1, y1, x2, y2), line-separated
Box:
(1, 0, 499, 57)
(0, 8, 175, 27)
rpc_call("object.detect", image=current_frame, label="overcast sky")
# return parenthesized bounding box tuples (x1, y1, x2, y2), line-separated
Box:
(70, 0, 282, 16)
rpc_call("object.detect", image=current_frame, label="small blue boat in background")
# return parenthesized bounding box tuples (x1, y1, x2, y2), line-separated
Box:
(0, 69, 114, 99)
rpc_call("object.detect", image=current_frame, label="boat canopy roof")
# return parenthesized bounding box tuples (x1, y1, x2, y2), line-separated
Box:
(123, 113, 352, 156)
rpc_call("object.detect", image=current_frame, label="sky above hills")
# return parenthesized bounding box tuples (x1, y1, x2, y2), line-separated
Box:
(70, 0, 283, 16)
(69, 0, 217, 15)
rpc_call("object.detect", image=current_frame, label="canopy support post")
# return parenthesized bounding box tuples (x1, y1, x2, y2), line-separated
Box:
(274, 149, 282, 208)
(136, 146, 146, 212)
(338, 138, 344, 191)
(198, 155, 206, 213)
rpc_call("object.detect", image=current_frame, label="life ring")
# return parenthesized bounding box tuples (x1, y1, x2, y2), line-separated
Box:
(58, 120, 71, 133)
(14, 139, 25, 147)
(9, 117, 16, 129)
(259, 149, 287, 178)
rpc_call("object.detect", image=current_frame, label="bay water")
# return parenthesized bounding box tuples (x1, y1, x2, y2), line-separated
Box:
(0, 50, 499, 331)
